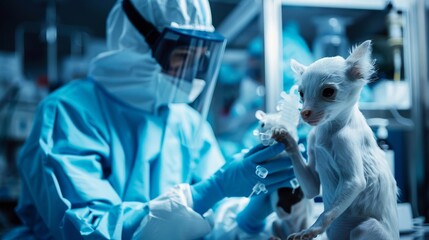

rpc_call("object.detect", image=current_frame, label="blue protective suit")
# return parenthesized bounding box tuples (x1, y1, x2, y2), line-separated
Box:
(14, 79, 225, 239)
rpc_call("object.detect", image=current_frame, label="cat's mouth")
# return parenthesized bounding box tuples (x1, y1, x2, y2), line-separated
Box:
(304, 113, 325, 126)
(306, 119, 321, 126)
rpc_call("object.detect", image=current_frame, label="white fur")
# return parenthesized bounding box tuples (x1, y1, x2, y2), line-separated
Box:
(275, 40, 399, 240)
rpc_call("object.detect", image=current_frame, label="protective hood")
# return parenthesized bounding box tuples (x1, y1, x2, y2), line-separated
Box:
(88, 0, 215, 113)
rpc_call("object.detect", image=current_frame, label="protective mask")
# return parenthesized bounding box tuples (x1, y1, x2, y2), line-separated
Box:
(157, 74, 206, 105)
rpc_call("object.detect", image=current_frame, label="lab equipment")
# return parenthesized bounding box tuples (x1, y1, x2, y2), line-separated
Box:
(312, 16, 350, 59)
(372, 79, 410, 109)
(255, 165, 268, 179)
(255, 127, 274, 146)
(0, 53, 22, 84)
(191, 143, 295, 214)
(248, 172, 299, 199)
(252, 86, 301, 196)
(248, 182, 268, 198)
(386, 5, 403, 81)
(276, 85, 301, 141)
(254, 85, 302, 145)
(367, 118, 395, 175)
(249, 166, 268, 198)
(377, 125, 395, 176)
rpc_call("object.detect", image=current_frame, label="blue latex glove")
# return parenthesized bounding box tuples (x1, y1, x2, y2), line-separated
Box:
(236, 194, 272, 234)
(191, 143, 295, 214)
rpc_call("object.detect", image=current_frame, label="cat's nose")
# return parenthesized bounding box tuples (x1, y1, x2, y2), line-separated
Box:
(301, 109, 312, 120)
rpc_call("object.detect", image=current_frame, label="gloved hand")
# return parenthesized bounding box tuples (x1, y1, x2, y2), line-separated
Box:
(191, 143, 295, 215)
(236, 194, 273, 234)
(215, 143, 295, 197)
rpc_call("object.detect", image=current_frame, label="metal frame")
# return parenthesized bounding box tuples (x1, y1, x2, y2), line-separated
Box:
(406, 0, 429, 220)
(262, 0, 283, 113)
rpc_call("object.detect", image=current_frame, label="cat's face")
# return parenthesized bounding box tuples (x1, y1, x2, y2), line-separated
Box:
(291, 40, 374, 126)
(296, 57, 362, 125)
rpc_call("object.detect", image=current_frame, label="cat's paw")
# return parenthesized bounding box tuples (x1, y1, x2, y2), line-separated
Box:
(272, 128, 299, 153)
(287, 226, 323, 240)
(287, 210, 333, 239)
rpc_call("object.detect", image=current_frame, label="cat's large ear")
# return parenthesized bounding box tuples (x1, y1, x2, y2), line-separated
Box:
(290, 59, 307, 76)
(345, 40, 375, 81)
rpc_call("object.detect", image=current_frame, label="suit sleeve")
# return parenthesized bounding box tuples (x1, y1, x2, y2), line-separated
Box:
(17, 101, 148, 239)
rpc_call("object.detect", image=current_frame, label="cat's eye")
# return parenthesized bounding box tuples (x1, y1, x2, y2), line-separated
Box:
(322, 87, 336, 99)
(298, 90, 304, 100)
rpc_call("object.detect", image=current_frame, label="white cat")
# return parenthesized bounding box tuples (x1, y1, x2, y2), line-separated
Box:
(272, 40, 399, 240)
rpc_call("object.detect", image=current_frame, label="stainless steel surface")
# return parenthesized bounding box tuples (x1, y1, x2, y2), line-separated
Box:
(263, 0, 283, 113)
(404, 0, 429, 219)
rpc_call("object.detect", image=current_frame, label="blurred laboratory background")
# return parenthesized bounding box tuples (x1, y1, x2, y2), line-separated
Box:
(1, 0, 429, 238)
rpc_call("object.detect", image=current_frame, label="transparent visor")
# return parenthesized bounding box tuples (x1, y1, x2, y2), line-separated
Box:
(154, 27, 226, 118)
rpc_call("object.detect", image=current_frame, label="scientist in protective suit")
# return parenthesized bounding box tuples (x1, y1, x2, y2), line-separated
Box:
(9, 0, 303, 239)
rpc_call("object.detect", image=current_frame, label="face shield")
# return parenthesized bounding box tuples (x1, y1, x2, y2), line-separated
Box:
(122, 0, 226, 120)
(155, 27, 226, 110)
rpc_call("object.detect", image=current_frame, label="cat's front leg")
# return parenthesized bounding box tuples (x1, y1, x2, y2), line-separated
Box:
(272, 127, 320, 199)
